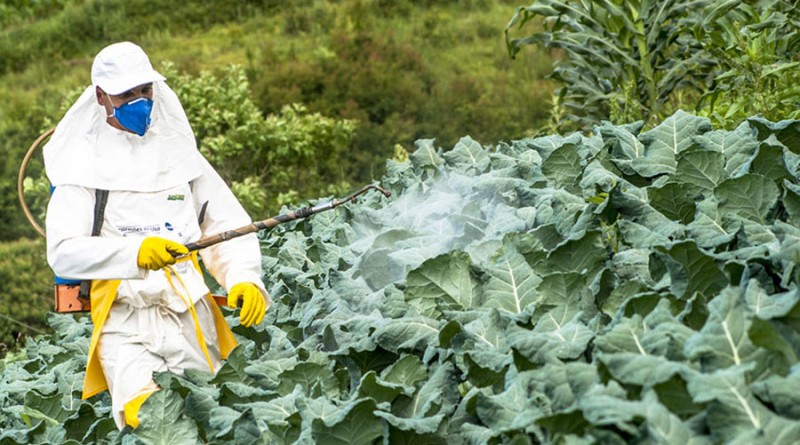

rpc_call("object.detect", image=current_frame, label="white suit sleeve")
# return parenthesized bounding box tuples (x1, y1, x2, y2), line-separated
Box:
(46, 185, 144, 280)
(191, 157, 267, 295)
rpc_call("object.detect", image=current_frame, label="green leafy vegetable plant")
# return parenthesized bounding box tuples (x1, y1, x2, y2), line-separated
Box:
(2, 111, 800, 443)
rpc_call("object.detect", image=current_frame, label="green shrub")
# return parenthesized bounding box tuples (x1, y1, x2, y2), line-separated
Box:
(0, 238, 53, 355)
(696, 3, 800, 128)
(167, 64, 358, 217)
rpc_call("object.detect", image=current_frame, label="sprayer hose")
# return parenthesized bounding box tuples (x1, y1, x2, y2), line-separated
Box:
(17, 127, 54, 238)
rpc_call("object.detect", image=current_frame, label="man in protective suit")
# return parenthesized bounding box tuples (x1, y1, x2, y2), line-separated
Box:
(44, 41, 270, 429)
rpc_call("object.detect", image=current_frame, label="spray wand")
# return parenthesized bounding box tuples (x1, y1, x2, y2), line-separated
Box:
(184, 184, 391, 252)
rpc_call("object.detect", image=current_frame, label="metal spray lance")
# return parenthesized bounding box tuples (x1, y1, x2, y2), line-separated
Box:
(182, 184, 392, 252)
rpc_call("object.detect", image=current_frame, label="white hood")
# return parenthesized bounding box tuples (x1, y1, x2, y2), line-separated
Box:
(44, 82, 203, 192)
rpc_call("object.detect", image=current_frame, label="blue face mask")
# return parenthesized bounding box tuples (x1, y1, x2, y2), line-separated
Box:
(107, 94, 153, 136)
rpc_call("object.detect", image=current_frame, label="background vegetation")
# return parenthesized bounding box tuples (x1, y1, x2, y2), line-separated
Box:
(505, 0, 800, 132)
(0, 0, 551, 353)
(3, 0, 800, 359)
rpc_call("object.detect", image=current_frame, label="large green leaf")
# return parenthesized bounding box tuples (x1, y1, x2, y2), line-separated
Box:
(747, 140, 792, 183)
(541, 142, 583, 193)
(405, 251, 481, 317)
(528, 132, 584, 160)
(692, 122, 758, 176)
(241, 386, 304, 436)
(655, 240, 728, 299)
(374, 316, 442, 354)
(575, 389, 645, 436)
(773, 221, 800, 287)
(530, 188, 592, 242)
(443, 137, 492, 174)
(135, 390, 199, 445)
(747, 116, 800, 154)
(744, 279, 800, 320)
(310, 398, 385, 445)
(783, 181, 800, 224)
(508, 305, 594, 363)
(613, 185, 685, 247)
(597, 353, 690, 388)
(674, 150, 726, 194)
(374, 363, 458, 434)
(525, 362, 597, 414)
(639, 391, 712, 445)
(597, 298, 694, 362)
(410, 139, 445, 170)
(482, 244, 542, 316)
(356, 371, 404, 405)
(687, 196, 739, 248)
(277, 362, 341, 398)
(728, 415, 800, 445)
(684, 287, 767, 373)
(714, 174, 780, 224)
(599, 121, 645, 176)
(634, 111, 712, 177)
(752, 370, 800, 420)
(536, 231, 607, 277)
(647, 182, 696, 223)
(594, 314, 648, 355)
(687, 367, 771, 441)
(474, 374, 547, 434)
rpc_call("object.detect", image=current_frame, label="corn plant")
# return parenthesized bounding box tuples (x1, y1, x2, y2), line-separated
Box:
(505, 0, 800, 132)
(506, 0, 715, 131)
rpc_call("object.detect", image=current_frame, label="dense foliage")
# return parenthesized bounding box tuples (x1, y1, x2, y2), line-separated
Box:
(505, 0, 800, 131)
(2, 111, 800, 443)
(158, 64, 358, 217)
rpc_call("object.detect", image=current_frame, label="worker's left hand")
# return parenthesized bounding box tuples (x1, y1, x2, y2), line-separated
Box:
(228, 282, 269, 327)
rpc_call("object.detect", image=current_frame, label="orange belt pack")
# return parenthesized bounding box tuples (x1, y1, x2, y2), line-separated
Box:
(54, 284, 228, 313)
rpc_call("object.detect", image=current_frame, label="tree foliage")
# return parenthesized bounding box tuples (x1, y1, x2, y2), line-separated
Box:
(167, 64, 357, 216)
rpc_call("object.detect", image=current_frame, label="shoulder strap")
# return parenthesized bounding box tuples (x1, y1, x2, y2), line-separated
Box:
(190, 180, 209, 226)
(79, 189, 109, 299)
(91, 189, 109, 236)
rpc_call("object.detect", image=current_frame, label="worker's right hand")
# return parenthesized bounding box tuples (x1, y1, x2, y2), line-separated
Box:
(137, 237, 188, 270)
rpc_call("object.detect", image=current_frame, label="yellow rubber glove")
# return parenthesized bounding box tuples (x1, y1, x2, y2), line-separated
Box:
(228, 282, 269, 327)
(137, 237, 188, 270)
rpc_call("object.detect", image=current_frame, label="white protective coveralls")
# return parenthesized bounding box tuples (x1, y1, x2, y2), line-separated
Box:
(44, 78, 266, 429)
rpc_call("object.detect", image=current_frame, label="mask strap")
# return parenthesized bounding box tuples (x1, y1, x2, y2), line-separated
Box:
(104, 92, 115, 119)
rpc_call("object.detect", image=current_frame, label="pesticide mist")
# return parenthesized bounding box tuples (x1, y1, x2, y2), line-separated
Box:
(348, 138, 537, 291)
